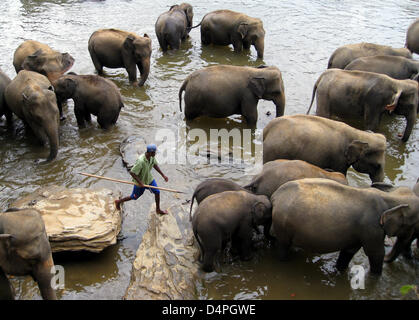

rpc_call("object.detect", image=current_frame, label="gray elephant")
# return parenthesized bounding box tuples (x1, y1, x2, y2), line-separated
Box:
(189, 178, 246, 221)
(327, 42, 412, 69)
(406, 18, 419, 54)
(382, 179, 419, 262)
(4, 70, 60, 161)
(244, 159, 348, 198)
(52, 73, 124, 129)
(192, 190, 272, 272)
(263, 115, 387, 182)
(0, 70, 12, 123)
(345, 55, 419, 81)
(0, 208, 57, 300)
(307, 69, 418, 142)
(155, 3, 193, 51)
(197, 10, 265, 59)
(88, 29, 152, 86)
(13, 40, 74, 83)
(270, 178, 419, 274)
(179, 65, 285, 125)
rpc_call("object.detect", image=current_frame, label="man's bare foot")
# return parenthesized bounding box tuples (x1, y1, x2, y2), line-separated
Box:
(115, 199, 121, 210)
(156, 209, 168, 215)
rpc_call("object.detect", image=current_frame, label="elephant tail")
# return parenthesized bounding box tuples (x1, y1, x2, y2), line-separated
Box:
(186, 21, 202, 30)
(179, 78, 188, 112)
(189, 192, 196, 221)
(306, 76, 320, 115)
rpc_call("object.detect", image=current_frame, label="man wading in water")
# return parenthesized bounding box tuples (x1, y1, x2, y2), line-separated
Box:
(115, 144, 169, 215)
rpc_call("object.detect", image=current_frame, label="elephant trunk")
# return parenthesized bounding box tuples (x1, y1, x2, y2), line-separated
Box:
(273, 94, 285, 117)
(46, 122, 59, 162)
(401, 111, 415, 142)
(370, 170, 385, 183)
(33, 254, 57, 300)
(138, 59, 150, 87)
(254, 38, 264, 59)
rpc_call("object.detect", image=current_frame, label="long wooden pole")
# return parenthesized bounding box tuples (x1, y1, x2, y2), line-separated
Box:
(79, 172, 185, 194)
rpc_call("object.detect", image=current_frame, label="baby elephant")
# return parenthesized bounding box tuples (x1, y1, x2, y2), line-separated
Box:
(192, 190, 272, 272)
(53, 74, 124, 129)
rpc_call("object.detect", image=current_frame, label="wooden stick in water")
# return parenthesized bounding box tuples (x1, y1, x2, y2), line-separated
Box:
(79, 172, 185, 193)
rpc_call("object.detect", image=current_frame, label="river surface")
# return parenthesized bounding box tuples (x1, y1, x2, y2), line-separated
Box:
(0, 0, 418, 300)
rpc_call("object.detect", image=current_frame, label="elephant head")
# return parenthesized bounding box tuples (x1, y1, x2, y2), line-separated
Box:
(345, 139, 386, 183)
(122, 34, 152, 87)
(237, 19, 265, 59)
(177, 3, 193, 29)
(52, 75, 77, 104)
(22, 84, 60, 161)
(248, 66, 286, 117)
(22, 49, 75, 83)
(0, 208, 57, 300)
(380, 204, 418, 238)
(385, 80, 419, 141)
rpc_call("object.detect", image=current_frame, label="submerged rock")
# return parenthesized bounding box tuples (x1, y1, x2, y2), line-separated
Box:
(11, 185, 122, 253)
(124, 203, 201, 300)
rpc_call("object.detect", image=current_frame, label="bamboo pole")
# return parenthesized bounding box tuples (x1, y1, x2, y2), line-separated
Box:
(79, 172, 185, 194)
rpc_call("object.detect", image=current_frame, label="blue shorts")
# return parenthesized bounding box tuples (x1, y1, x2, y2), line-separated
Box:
(130, 179, 160, 199)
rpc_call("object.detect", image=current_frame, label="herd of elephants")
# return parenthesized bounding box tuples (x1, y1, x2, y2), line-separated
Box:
(0, 3, 419, 300)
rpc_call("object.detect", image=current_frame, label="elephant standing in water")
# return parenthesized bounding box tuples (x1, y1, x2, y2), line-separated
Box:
(192, 190, 272, 272)
(52, 73, 124, 129)
(4, 70, 60, 161)
(327, 42, 412, 69)
(244, 159, 348, 198)
(406, 18, 419, 55)
(263, 115, 387, 183)
(344, 55, 419, 81)
(155, 3, 193, 51)
(270, 178, 419, 274)
(88, 29, 152, 86)
(179, 65, 285, 125)
(0, 208, 57, 300)
(0, 70, 12, 122)
(13, 40, 74, 83)
(307, 69, 419, 142)
(198, 10, 265, 59)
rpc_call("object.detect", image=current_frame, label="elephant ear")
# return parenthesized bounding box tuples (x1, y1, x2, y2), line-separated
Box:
(123, 35, 136, 53)
(0, 234, 13, 251)
(248, 77, 265, 99)
(237, 23, 248, 39)
(380, 204, 409, 237)
(344, 140, 369, 165)
(252, 201, 267, 225)
(59, 78, 76, 96)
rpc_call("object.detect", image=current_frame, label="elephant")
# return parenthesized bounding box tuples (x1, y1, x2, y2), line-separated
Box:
(88, 29, 152, 87)
(192, 190, 272, 272)
(307, 69, 419, 142)
(382, 180, 419, 262)
(197, 10, 265, 59)
(345, 55, 419, 81)
(270, 178, 419, 274)
(327, 42, 412, 69)
(263, 115, 387, 183)
(179, 65, 285, 125)
(4, 70, 60, 161)
(52, 73, 124, 129)
(406, 18, 419, 55)
(189, 178, 246, 221)
(244, 159, 348, 198)
(13, 40, 74, 82)
(155, 3, 193, 51)
(0, 208, 57, 300)
(0, 69, 12, 123)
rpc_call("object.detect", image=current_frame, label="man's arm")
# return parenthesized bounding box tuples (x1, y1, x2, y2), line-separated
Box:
(130, 171, 145, 187)
(154, 164, 168, 182)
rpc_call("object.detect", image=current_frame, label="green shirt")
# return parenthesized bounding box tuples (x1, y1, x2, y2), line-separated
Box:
(130, 154, 157, 185)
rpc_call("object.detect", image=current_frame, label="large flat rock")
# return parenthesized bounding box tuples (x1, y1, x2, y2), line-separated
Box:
(124, 203, 201, 300)
(11, 185, 122, 253)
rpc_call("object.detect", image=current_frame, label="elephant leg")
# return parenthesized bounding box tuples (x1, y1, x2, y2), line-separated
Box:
(263, 219, 275, 242)
(89, 51, 104, 75)
(364, 105, 382, 132)
(0, 268, 14, 300)
(364, 244, 385, 275)
(201, 28, 212, 45)
(243, 40, 251, 50)
(233, 226, 253, 261)
(74, 103, 86, 128)
(241, 98, 259, 126)
(336, 246, 361, 271)
(126, 64, 138, 84)
(385, 235, 414, 262)
(232, 38, 243, 53)
(201, 235, 221, 272)
(84, 110, 92, 123)
(32, 256, 57, 300)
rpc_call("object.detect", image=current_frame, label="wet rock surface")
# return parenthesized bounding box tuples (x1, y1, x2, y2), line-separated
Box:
(11, 185, 122, 253)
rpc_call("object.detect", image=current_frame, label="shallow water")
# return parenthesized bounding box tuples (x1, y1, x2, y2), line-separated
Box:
(0, 0, 418, 300)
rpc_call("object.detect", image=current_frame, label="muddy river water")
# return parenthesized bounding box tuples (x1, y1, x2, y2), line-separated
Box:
(0, 0, 418, 299)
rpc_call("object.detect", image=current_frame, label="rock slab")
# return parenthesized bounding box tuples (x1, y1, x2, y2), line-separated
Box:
(11, 185, 122, 253)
